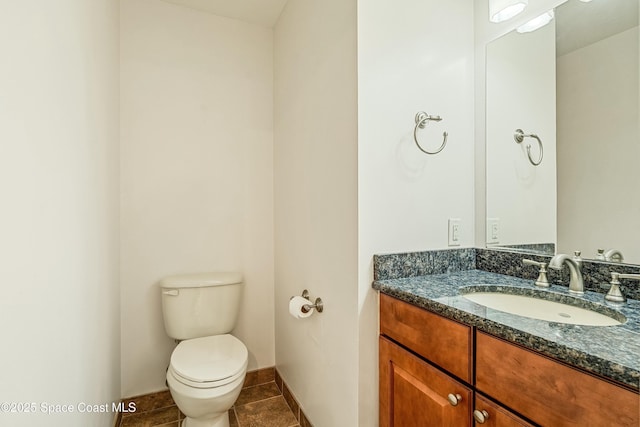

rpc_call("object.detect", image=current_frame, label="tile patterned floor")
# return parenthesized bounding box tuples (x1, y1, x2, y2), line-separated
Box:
(119, 379, 300, 427)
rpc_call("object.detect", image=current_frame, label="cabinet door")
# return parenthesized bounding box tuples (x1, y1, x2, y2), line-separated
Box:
(473, 394, 534, 427)
(380, 336, 472, 427)
(476, 332, 640, 427)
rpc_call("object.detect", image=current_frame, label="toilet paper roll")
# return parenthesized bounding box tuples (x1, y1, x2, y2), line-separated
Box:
(289, 296, 314, 319)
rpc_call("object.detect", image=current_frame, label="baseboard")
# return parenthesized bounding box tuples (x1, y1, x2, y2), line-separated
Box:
(275, 368, 314, 427)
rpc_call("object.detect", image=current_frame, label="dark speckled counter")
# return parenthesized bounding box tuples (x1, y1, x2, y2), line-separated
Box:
(373, 269, 640, 391)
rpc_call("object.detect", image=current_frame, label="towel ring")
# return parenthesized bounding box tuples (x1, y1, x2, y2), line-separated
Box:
(413, 111, 448, 155)
(514, 129, 543, 166)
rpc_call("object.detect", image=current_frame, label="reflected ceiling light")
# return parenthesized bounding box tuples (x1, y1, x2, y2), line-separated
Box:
(516, 10, 554, 33)
(579, 0, 593, 2)
(489, 0, 528, 23)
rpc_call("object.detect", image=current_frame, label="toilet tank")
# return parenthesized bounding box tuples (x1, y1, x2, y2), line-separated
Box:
(160, 272, 243, 340)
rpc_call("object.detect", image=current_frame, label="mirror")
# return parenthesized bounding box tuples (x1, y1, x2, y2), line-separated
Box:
(485, 0, 640, 264)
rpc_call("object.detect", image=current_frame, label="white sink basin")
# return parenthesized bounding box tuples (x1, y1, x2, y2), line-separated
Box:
(463, 292, 623, 326)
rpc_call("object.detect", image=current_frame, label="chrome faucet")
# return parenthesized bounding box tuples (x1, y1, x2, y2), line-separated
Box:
(548, 254, 584, 295)
(604, 248, 624, 263)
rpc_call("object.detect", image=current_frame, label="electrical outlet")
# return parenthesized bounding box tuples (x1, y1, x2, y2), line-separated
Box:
(487, 218, 500, 244)
(448, 218, 461, 246)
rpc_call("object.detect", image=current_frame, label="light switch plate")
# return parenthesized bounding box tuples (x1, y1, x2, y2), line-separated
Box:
(448, 218, 461, 246)
(487, 218, 500, 244)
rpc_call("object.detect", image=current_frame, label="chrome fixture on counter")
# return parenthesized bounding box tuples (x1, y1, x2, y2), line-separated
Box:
(573, 250, 583, 269)
(548, 253, 584, 294)
(514, 128, 543, 166)
(604, 248, 625, 263)
(522, 258, 549, 287)
(413, 111, 448, 155)
(606, 272, 640, 303)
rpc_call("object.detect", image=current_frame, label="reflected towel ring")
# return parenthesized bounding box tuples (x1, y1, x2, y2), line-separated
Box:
(514, 128, 543, 166)
(413, 111, 448, 155)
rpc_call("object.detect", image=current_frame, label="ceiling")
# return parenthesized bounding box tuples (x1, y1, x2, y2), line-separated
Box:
(158, 0, 639, 52)
(160, 0, 289, 27)
(556, 0, 639, 56)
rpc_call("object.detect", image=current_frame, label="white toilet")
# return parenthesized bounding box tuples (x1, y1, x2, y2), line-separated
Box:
(160, 272, 248, 427)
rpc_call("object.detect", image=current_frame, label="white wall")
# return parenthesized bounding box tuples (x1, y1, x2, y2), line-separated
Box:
(485, 23, 556, 246)
(557, 26, 639, 262)
(358, 0, 476, 255)
(0, 1, 120, 426)
(358, 0, 475, 425)
(120, 0, 274, 397)
(273, 0, 359, 426)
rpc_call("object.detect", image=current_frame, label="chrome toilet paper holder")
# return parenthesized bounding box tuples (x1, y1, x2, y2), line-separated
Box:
(300, 289, 324, 313)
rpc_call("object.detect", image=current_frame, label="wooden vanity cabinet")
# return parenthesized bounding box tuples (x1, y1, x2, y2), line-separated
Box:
(379, 294, 640, 427)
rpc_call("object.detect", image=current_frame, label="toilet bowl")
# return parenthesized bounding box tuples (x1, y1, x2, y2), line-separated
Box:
(168, 335, 248, 427)
(160, 273, 247, 427)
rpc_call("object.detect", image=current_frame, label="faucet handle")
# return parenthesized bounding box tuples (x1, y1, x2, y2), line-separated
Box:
(523, 259, 550, 288)
(606, 272, 640, 303)
(573, 251, 583, 269)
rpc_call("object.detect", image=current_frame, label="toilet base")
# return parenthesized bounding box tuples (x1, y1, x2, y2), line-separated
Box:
(181, 411, 230, 427)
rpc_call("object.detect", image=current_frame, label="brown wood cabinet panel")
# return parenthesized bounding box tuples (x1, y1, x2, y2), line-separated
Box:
(476, 332, 640, 427)
(473, 394, 535, 427)
(380, 294, 473, 382)
(380, 336, 473, 427)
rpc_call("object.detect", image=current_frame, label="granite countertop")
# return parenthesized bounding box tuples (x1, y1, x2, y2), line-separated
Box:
(373, 269, 640, 391)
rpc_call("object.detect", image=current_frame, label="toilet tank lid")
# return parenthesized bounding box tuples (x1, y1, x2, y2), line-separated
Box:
(160, 272, 243, 288)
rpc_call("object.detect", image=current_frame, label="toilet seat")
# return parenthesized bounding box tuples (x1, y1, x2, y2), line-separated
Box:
(170, 334, 248, 389)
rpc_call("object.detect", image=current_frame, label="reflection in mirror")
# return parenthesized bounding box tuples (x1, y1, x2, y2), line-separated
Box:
(486, 0, 640, 264)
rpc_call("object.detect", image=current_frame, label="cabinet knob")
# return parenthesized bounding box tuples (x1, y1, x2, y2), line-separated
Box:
(473, 409, 490, 424)
(447, 393, 462, 406)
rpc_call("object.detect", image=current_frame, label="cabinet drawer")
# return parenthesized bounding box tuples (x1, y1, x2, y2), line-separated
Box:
(380, 293, 473, 382)
(476, 332, 640, 427)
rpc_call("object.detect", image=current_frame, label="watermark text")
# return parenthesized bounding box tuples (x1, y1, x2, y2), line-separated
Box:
(0, 401, 136, 415)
